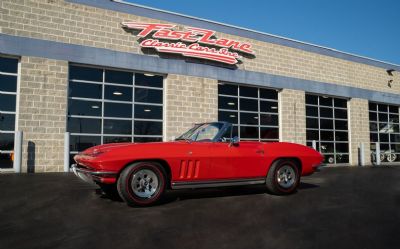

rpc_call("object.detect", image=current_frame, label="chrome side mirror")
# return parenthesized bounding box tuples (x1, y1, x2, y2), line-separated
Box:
(230, 136, 240, 146)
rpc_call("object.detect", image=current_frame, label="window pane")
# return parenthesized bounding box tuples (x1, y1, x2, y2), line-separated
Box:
(135, 88, 162, 104)
(336, 154, 349, 163)
(68, 81, 102, 99)
(320, 119, 333, 130)
(104, 102, 132, 118)
(336, 143, 349, 153)
(240, 126, 258, 139)
(240, 98, 258, 112)
(389, 114, 399, 123)
(306, 130, 319, 141)
(218, 84, 237, 96)
(103, 136, 131, 144)
(378, 105, 388, 112)
(369, 112, 377, 121)
(320, 143, 334, 153)
(0, 75, 17, 92)
(306, 106, 318, 117)
(260, 101, 278, 113)
(0, 94, 16, 112)
(335, 120, 348, 130)
(334, 99, 347, 108)
(260, 89, 278, 100)
(134, 105, 162, 119)
(335, 131, 348, 141)
(67, 117, 101, 134)
(389, 105, 398, 113)
(0, 57, 18, 73)
(369, 122, 378, 132)
(70, 135, 101, 152)
(68, 99, 102, 116)
(379, 133, 389, 142)
(0, 114, 15, 131)
(319, 97, 333, 106)
(105, 85, 132, 101)
(135, 73, 163, 88)
(0, 133, 14, 150)
(379, 113, 388, 122)
(320, 131, 334, 141)
(239, 86, 258, 98)
(306, 95, 318, 105)
(260, 127, 278, 139)
(240, 112, 259, 125)
(105, 70, 133, 85)
(260, 114, 278, 126)
(218, 96, 238, 110)
(134, 121, 162, 135)
(370, 133, 378, 142)
(218, 111, 238, 124)
(335, 109, 347, 119)
(134, 137, 162, 143)
(0, 153, 13, 169)
(369, 103, 377, 111)
(306, 118, 318, 129)
(320, 107, 333, 118)
(390, 134, 400, 143)
(70, 66, 103, 82)
(103, 119, 132, 135)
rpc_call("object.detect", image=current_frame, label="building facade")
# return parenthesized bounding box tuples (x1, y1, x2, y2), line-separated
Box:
(1, 0, 400, 172)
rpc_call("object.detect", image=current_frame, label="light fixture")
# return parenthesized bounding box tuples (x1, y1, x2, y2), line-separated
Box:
(144, 73, 155, 77)
(254, 116, 258, 119)
(227, 102, 235, 106)
(322, 95, 329, 99)
(91, 105, 99, 109)
(271, 106, 278, 109)
(113, 91, 123, 96)
(144, 109, 151, 112)
(229, 115, 236, 118)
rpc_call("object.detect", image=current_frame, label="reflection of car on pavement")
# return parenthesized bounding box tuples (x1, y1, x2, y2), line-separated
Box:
(72, 122, 323, 207)
(371, 150, 397, 163)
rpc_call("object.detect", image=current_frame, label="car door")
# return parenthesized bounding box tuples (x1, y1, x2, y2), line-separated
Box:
(209, 141, 266, 179)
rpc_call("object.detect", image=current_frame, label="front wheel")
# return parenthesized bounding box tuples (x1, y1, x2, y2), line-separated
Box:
(265, 159, 300, 195)
(117, 162, 167, 207)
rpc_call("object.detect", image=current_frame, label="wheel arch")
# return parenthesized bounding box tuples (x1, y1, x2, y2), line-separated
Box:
(270, 157, 302, 174)
(118, 159, 172, 188)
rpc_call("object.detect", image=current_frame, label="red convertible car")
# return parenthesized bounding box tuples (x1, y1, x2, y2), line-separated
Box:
(72, 122, 323, 206)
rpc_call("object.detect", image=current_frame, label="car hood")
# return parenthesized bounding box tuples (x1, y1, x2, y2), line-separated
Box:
(81, 141, 182, 156)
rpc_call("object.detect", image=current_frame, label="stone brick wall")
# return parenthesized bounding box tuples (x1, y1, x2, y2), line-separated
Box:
(348, 98, 371, 165)
(279, 89, 306, 145)
(0, 0, 398, 95)
(18, 56, 68, 172)
(165, 75, 218, 140)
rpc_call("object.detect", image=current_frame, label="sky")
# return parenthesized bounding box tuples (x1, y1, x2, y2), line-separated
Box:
(125, 0, 400, 65)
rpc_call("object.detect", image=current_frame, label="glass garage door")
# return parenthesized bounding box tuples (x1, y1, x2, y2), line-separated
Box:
(218, 82, 279, 141)
(369, 102, 400, 163)
(67, 65, 164, 163)
(0, 57, 18, 169)
(305, 94, 349, 164)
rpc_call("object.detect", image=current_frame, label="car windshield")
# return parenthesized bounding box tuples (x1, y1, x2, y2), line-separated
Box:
(175, 123, 224, 142)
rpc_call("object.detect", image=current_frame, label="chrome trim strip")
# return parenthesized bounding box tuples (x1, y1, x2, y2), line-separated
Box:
(71, 164, 117, 176)
(171, 178, 266, 189)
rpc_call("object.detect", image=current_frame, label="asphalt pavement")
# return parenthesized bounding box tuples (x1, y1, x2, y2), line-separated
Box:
(0, 166, 399, 249)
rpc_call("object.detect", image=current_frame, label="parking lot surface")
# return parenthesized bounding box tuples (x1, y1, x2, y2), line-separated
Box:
(0, 166, 399, 249)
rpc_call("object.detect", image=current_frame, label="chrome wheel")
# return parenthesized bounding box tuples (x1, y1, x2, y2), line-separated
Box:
(131, 169, 159, 198)
(276, 165, 296, 189)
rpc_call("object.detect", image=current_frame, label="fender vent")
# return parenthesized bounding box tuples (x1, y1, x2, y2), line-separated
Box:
(179, 160, 200, 179)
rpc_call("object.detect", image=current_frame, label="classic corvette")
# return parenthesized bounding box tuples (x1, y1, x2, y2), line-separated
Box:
(72, 122, 323, 206)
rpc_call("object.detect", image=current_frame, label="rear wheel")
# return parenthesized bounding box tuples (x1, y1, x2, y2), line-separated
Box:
(117, 162, 167, 207)
(266, 159, 300, 195)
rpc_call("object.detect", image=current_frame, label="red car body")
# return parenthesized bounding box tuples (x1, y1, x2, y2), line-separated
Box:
(73, 139, 323, 187)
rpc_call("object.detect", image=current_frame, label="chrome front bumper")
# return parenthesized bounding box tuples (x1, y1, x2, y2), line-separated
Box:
(71, 164, 117, 184)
